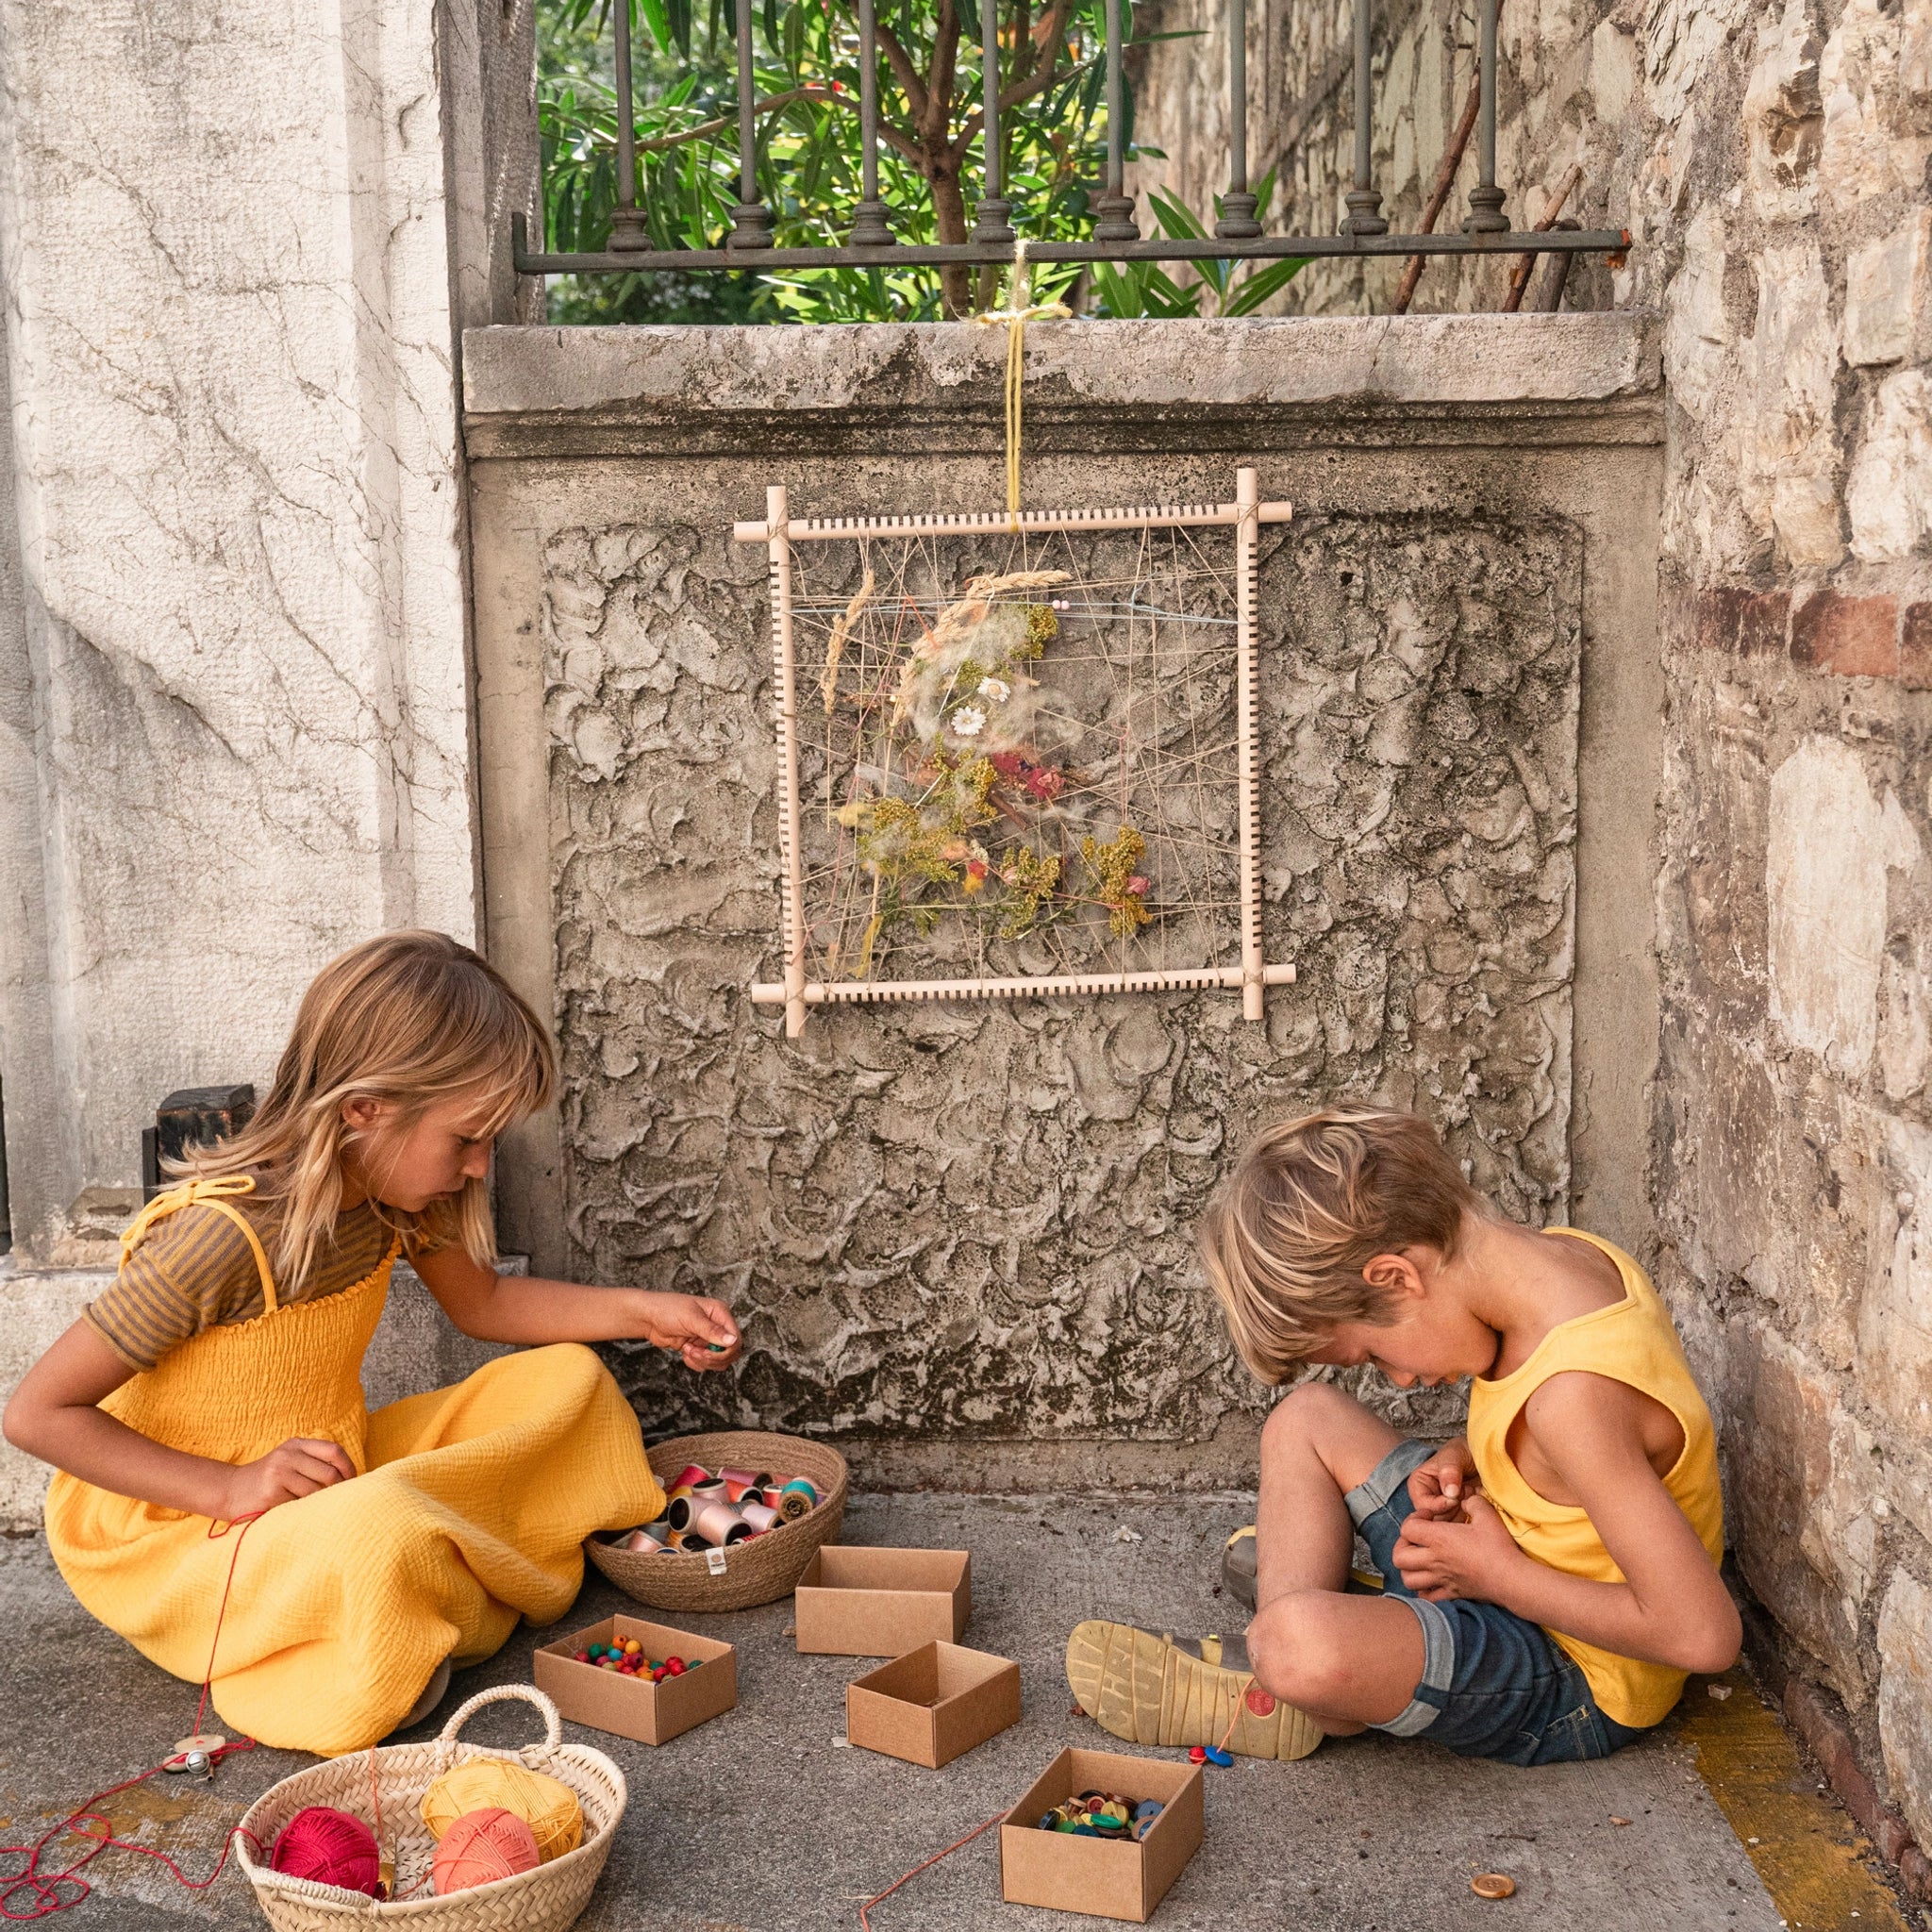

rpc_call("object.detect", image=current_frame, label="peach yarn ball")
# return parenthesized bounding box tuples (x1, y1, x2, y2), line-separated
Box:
(431, 1807, 541, 1896)
(419, 1758, 583, 1863)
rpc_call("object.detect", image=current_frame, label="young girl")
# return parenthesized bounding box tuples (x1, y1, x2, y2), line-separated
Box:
(2, 930, 739, 1757)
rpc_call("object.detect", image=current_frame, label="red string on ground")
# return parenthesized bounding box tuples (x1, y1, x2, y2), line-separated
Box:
(858, 1812, 1004, 1931)
(0, 1512, 266, 1919)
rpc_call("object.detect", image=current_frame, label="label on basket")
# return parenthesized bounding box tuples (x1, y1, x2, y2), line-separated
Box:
(707, 1547, 728, 1574)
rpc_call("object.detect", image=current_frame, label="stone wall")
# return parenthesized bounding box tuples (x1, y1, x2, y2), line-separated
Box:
(1133, 0, 1932, 1867)
(0, 0, 538, 1255)
(464, 313, 1662, 1489)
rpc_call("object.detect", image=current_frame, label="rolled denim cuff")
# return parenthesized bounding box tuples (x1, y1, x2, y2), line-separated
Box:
(1372, 1593, 1455, 1738)
(1343, 1438, 1437, 1527)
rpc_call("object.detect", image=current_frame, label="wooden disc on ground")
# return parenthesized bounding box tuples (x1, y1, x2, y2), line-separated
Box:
(1472, 1873, 1517, 1899)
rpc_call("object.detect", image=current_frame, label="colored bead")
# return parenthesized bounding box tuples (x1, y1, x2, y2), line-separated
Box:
(624, 1639, 641, 1656)
(573, 1650, 590, 1663)
(667, 1657, 686, 1675)
(1188, 1746, 1207, 1764)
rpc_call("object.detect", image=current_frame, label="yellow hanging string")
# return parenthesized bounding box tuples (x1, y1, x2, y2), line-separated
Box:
(972, 237, 1070, 526)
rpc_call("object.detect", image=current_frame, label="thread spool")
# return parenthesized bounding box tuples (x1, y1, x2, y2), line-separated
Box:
(431, 1807, 541, 1896)
(270, 1807, 383, 1897)
(720, 1466, 774, 1503)
(620, 1525, 669, 1552)
(420, 1761, 583, 1864)
(774, 1478, 818, 1522)
(673, 1528, 714, 1552)
(690, 1496, 754, 1546)
(668, 1464, 713, 1492)
(738, 1499, 780, 1533)
(666, 1492, 700, 1532)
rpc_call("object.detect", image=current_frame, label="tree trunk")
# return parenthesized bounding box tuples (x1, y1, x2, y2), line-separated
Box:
(930, 167, 974, 317)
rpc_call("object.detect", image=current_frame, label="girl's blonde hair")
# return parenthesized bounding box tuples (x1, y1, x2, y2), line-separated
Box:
(175, 930, 555, 1287)
(1199, 1107, 1486, 1385)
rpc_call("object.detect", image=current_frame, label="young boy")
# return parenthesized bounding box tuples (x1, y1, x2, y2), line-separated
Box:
(1066, 1108, 1740, 1767)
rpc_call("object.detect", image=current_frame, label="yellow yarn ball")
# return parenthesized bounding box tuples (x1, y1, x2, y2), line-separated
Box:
(419, 1760, 583, 1864)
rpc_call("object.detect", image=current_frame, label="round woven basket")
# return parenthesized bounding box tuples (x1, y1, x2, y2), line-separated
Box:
(584, 1430, 847, 1613)
(236, 1686, 624, 1931)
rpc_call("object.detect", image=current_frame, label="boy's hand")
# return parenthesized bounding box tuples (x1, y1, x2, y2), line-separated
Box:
(634, 1291, 741, 1371)
(221, 1437, 358, 1520)
(1407, 1437, 1479, 1521)
(1391, 1492, 1522, 1602)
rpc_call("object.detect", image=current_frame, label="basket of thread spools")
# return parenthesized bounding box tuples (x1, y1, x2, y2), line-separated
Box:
(584, 1429, 847, 1613)
(236, 1685, 624, 1932)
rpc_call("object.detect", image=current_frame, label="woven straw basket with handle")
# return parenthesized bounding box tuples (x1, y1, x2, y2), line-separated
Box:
(236, 1686, 625, 1932)
(585, 1429, 847, 1613)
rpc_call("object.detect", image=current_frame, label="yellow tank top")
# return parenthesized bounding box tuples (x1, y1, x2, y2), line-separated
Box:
(1464, 1227, 1724, 1729)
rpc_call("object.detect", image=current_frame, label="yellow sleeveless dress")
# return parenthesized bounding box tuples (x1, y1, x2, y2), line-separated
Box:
(1465, 1226, 1724, 1729)
(44, 1178, 665, 1756)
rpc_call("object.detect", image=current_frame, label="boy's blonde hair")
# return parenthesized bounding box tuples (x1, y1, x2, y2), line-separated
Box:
(175, 930, 555, 1288)
(1200, 1107, 1485, 1384)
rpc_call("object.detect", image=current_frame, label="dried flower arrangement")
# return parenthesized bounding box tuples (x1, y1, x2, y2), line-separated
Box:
(818, 568, 1161, 971)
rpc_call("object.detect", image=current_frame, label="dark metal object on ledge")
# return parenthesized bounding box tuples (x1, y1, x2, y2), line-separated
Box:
(513, 209, 1632, 275)
(141, 1085, 257, 1203)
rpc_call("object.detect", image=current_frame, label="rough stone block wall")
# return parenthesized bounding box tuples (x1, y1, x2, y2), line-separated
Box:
(541, 508, 1581, 1446)
(1138, 0, 1932, 1865)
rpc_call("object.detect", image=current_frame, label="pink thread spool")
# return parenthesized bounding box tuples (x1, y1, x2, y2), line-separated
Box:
(720, 1466, 774, 1504)
(620, 1524, 670, 1552)
(738, 1499, 780, 1534)
(690, 1497, 755, 1546)
(270, 1807, 383, 1898)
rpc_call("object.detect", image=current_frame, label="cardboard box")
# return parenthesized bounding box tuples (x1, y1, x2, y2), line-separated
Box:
(845, 1641, 1021, 1768)
(793, 1547, 971, 1656)
(532, 1613, 736, 1746)
(999, 1747, 1205, 1924)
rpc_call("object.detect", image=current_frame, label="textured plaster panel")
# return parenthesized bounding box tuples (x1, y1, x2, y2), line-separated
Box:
(0, 0, 489, 1246)
(532, 464, 1579, 1449)
(462, 313, 1660, 420)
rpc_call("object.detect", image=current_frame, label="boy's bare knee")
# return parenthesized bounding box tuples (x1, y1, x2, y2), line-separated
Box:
(1262, 1378, 1360, 1446)
(1247, 1592, 1351, 1708)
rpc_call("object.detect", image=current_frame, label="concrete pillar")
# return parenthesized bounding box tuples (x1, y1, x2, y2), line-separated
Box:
(0, 0, 536, 1257)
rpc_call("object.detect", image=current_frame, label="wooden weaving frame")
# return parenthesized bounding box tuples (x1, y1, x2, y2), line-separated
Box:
(733, 468, 1296, 1037)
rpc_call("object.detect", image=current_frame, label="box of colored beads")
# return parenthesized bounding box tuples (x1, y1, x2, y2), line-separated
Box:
(845, 1641, 1021, 1769)
(998, 1747, 1204, 1923)
(533, 1614, 737, 1747)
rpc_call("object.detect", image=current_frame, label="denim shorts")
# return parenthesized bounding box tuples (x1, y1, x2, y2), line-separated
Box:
(1349, 1440, 1652, 1766)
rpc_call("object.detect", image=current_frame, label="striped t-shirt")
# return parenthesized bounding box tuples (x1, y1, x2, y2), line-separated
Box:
(84, 1196, 395, 1373)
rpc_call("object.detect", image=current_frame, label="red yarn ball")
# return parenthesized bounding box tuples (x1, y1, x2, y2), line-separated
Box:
(270, 1806, 382, 1897)
(432, 1807, 541, 1896)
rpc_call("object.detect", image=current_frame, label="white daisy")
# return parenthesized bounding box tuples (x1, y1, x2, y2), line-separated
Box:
(978, 675, 1011, 704)
(951, 705, 987, 737)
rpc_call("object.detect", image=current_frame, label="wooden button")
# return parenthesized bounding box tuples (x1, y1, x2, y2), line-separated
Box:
(1471, 1873, 1517, 1900)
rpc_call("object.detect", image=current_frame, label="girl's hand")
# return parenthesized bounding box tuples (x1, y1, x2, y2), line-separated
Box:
(1391, 1493, 1523, 1602)
(634, 1291, 741, 1371)
(220, 1438, 358, 1521)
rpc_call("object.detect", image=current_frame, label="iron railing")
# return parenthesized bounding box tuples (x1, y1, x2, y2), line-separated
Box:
(515, 0, 1629, 278)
